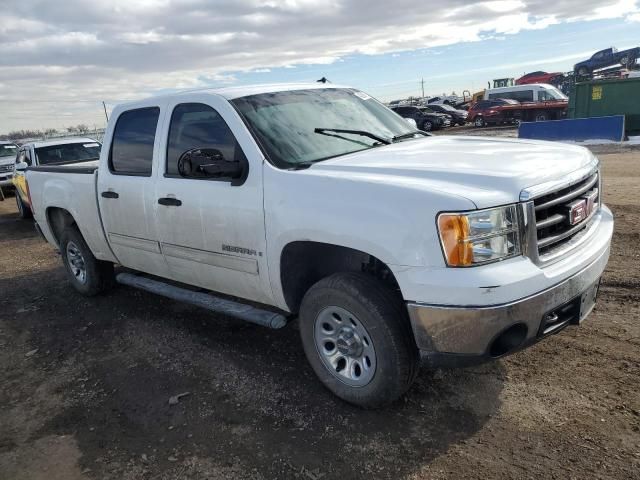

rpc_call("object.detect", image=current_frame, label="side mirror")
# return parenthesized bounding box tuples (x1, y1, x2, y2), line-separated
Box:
(177, 148, 243, 179)
(405, 118, 418, 129)
(15, 161, 28, 171)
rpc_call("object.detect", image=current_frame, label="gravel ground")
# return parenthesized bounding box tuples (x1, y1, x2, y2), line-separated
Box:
(0, 146, 639, 480)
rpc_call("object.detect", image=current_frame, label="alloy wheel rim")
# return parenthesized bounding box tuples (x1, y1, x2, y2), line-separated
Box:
(66, 241, 87, 284)
(313, 306, 376, 387)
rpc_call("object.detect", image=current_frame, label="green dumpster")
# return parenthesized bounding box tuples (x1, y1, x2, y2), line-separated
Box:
(569, 77, 640, 135)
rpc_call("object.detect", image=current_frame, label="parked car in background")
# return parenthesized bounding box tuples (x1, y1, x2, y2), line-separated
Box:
(0, 141, 19, 191)
(391, 105, 450, 131)
(574, 47, 640, 76)
(25, 83, 612, 408)
(426, 95, 462, 106)
(484, 83, 568, 102)
(424, 104, 468, 126)
(516, 71, 564, 86)
(13, 138, 101, 218)
(467, 99, 520, 127)
(468, 97, 568, 127)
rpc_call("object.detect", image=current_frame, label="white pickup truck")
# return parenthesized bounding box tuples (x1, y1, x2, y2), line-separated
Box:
(26, 84, 613, 407)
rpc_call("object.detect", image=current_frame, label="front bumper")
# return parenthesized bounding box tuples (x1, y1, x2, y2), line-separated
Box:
(0, 175, 14, 187)
(407, 242, 610, 365)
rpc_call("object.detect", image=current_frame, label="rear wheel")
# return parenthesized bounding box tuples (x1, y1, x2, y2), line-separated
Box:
(16, 194, 32, 219)
(59, 227, 114, 296)
(421, 120, 433, 131)
(577, 67, 589, 76)
(535, 111, 550, 122)
(299, 272, 419, 408)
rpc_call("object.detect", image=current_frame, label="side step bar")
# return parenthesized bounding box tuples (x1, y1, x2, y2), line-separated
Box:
(116, 273, 287, 329)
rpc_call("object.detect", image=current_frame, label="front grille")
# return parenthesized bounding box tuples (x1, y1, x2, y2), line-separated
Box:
(0, 164, 13, 174)
(533, 171, 599, 257)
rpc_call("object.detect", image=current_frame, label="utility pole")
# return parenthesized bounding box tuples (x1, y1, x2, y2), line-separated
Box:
(420, 78, 425, 99)
(102, 101, 109, 122)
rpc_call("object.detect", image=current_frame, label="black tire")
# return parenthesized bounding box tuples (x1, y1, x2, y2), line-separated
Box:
(577, 67, 589, 76)
(299, 272, 419, 408)
(421, 120, 433, 131)
(620, 56, 629, 67)
(474, 116, 485, 128)
(535, 111, 549, 122)
(59, 227, 114, 296)
(16, 193, 32, 219)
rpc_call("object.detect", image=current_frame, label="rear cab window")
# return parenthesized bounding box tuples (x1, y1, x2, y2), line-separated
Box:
(109, 107, 160, 176)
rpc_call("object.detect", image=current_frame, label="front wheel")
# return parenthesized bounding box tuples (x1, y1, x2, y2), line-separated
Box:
(474, 116, 485, 127)
(60, 227, 115, 296)
(299, 272, 419, 408)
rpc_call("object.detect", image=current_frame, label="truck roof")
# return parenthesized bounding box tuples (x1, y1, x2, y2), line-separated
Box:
(116, 82, 350, 110)
(22, 137, 100, 149)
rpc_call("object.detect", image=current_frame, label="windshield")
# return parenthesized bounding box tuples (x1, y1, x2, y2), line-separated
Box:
(538, 87, 568, 101)
(232, 88, 416, 168)
(0, 144, 18, 158)
(35, 142, 101, 165)
(437, 104, 457, 112)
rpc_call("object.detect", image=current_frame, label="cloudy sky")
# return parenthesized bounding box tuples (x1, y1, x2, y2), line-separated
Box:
(1, 0, 639, 133)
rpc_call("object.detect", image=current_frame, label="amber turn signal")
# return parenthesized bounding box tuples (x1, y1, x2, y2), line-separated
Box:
(437, 214, 473, 266)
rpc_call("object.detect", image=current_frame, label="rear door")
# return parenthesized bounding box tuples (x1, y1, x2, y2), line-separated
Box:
(153, 94, 272, 304)
(97, 103, 172, 277)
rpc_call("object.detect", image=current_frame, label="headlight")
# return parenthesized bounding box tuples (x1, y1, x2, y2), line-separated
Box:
(437, 205, 521, 267)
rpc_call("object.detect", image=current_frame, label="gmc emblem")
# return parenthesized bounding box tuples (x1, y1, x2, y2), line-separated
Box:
(566, 189, 598, 226)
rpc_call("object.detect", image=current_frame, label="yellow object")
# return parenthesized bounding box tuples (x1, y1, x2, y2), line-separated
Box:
(437, 214, 473, 266)
(592, 85, 603, 100)
(13, 171, 28, 205)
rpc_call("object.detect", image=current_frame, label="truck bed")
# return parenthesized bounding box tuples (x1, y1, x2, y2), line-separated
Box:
(26, 161, 116, 263)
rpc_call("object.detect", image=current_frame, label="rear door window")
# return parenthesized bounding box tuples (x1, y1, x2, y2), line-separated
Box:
(109, 107, 160, 176)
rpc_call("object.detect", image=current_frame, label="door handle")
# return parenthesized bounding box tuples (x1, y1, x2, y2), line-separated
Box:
(101, 191, 119, 199)
(158, 197, 182, 207)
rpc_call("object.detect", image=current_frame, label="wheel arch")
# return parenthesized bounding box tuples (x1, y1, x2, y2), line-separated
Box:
(45, 206, 78, 248)
(279, 240, 402, 314)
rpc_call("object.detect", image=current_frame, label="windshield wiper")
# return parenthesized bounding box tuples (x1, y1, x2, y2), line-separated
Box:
(314, 128, 391, 145)
(392, 131, 431, 142)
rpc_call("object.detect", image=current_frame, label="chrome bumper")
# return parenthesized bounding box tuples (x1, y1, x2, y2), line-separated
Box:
(407, 244, 610, 359)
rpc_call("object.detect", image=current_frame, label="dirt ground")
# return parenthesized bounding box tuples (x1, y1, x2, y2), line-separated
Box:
(0, 146, 639, 480)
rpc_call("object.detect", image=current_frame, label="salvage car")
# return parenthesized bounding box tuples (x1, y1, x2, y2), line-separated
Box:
(0, 141, 19, 191)
(390, 105, 450, 131)
(423, 103, 468, 126)
(467, 99, 520, 127)
(25, 84, 613, 407)
(574, 47, 640, 76)
(516, 71, 564, 86)
(13, 138, 101, 218)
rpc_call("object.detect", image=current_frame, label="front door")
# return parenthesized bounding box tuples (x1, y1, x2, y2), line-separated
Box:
(154, 97, 272, 304)
(97, 104, 171, 278)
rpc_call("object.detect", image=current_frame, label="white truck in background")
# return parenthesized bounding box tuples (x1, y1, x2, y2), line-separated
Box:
(0, 141, 19, 193)
(25, 84, 613, 407)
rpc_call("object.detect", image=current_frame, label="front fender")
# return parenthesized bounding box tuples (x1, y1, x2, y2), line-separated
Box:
(263, 162, 475, 310)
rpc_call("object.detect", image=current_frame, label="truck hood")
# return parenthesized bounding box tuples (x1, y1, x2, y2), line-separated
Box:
(308, 135, 597, 208)
(0, 156, 15, 166)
